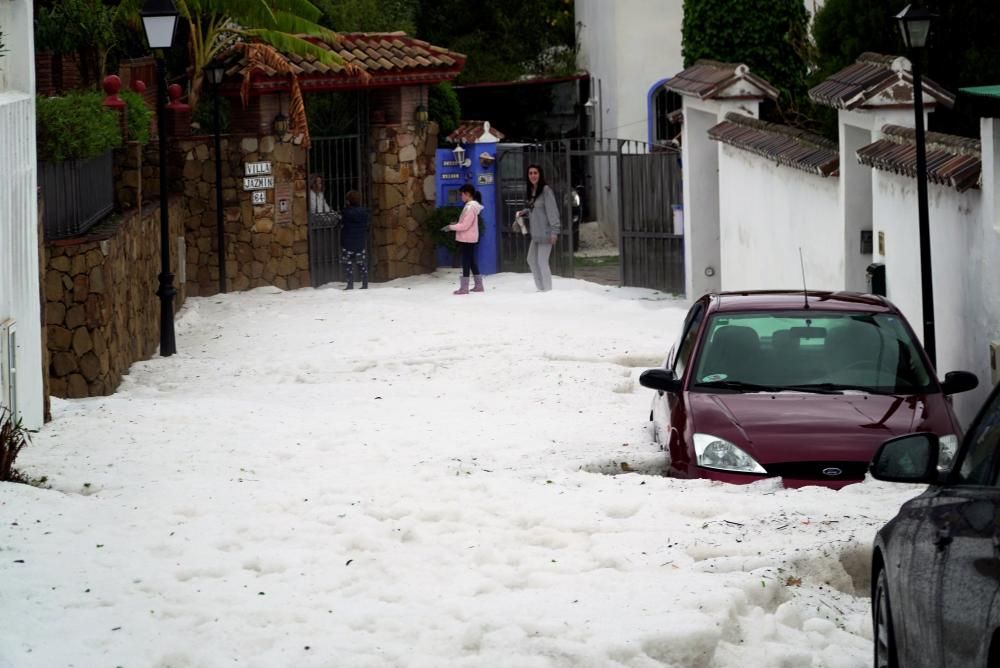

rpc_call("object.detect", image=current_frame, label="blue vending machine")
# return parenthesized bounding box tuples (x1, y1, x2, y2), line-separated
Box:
(435, 141, 498, 275)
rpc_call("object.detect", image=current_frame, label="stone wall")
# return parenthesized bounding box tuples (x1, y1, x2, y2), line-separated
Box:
(370, 120, 440, 279)
(117, 132, 310, 297)
(177, 135, 310, 295)
(44, 198, 187, 398)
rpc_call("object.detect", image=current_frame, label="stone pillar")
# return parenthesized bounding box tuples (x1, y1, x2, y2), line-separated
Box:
(369, 119, 440, 279)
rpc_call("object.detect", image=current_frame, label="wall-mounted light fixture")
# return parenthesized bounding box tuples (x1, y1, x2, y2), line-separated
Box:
(452, 143, 471, 168)
(273, 112, 290, 137)
(414, 103, 428, 133)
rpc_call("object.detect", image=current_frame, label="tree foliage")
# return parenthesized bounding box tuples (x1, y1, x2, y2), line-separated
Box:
(682, 0, 811, 114)
(812, 0, 1000, 134)
(415, 0, 575, 83)
(428, 82, 461, 140)
(35, 0, 123, 85)
(113, 0, 344, 105)
(312, 0, 416, 33)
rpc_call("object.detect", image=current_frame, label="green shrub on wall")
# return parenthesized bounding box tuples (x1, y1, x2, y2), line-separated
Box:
(120, 90, 153, 144)
(192, 91, 231, 134)
(36, 92, 122, 163)
(428, 82, 461, 143)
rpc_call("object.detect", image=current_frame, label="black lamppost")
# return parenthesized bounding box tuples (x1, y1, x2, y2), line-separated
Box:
(203, 62, 227, 294)
(896, 4, 937, 367)
(141, 0, 179, 357)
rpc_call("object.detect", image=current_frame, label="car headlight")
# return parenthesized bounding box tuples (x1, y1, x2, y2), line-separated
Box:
(693, 433, 767, 474)
(938, 434, 959, 473)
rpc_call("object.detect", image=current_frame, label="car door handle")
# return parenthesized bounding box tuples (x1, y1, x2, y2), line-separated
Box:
(934, 527, 953, 549)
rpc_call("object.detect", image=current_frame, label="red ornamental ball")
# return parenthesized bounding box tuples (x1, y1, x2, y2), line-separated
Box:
(102, 74, 126, 109)
(102, 74, 122, 95)
(167, 83, 183, 102)
(131, 79, 147, 93)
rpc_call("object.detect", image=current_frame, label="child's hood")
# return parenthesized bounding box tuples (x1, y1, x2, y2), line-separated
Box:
(467, 200, 484, 216)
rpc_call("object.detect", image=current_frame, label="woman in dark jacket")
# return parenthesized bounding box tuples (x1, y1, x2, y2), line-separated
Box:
(340, 190, 370, 289)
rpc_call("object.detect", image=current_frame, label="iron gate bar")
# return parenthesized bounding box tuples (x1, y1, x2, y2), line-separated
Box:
(495, 137, 684, 293)
(306, 93, 372, 288)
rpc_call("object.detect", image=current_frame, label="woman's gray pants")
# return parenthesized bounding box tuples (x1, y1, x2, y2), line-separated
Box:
(526, 241, 553, 291)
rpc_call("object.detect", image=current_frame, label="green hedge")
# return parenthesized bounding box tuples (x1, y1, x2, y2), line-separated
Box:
(120, 90, 153, 145)
(36, 92, 122, 163)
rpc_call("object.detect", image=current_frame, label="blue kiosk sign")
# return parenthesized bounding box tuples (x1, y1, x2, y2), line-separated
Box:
(434, 123, 500, 275)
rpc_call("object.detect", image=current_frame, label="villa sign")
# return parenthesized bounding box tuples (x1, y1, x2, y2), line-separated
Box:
(244, 161, 274, 198)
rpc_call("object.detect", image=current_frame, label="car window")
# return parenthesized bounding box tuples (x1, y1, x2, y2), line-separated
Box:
(672, 303, 704, 378)
(689, 311, 934, 392)
(953, 389, 1000, 486)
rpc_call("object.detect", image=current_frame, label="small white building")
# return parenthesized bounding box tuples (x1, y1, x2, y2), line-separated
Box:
(0, 0, 44, 429)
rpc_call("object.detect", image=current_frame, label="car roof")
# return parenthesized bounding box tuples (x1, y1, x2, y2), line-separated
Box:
(706, 290, 896, 314)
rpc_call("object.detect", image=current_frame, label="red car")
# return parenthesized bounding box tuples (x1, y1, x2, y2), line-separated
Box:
(639, 291, 978, 489)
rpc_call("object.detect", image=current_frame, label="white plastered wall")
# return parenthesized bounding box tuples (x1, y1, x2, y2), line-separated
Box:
(0, 0, 43, 430)
(717, 147, 841, 291)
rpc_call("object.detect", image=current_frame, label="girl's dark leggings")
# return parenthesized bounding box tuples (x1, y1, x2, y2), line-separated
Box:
(458, 241, 479, 277)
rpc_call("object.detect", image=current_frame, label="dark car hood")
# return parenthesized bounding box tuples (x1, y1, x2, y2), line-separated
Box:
(688, 391, 947, 463)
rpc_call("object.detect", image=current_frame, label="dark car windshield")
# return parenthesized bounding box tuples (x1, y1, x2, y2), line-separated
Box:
(690, 311, 934, 395)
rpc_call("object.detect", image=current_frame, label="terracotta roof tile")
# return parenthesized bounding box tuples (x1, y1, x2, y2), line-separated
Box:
(664, 60, 779, 100)
(856, 124, 981, 192)
(809, 52, 954, 110)
(447, 120, 506, 144)
(707, 112, 839, 176)
(224, 31, 466, 90)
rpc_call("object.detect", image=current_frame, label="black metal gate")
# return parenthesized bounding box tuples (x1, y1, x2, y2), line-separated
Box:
(495, 142, 575, 277)
(620, 147, 684, 294)
(307, 94, 370, 287)
(495, 138, 684, 294)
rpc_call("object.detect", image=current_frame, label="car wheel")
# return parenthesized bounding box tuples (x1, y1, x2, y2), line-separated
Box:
(874, 568, 899, 668)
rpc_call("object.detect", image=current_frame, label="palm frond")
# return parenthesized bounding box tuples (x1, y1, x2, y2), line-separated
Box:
(263, 0, 324, 25)
(234, 42, 312, 148)
(242, 29, 342, 68)
(269, 10, 339, 44)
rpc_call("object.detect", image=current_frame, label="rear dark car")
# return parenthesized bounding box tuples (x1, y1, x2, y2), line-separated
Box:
(639, 291, 978, 488)
(870, 380, 1000, 667)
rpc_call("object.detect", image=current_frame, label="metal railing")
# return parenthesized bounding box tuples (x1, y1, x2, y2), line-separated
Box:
(39, 150, 114, 240)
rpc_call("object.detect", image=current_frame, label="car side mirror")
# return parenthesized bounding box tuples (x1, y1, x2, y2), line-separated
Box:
(639, 368, 682, 394)
(870, 432, 940, 484)
(941, 371, 978, 395)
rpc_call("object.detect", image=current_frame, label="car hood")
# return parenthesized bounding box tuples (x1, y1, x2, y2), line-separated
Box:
(688, 391, 944, 463)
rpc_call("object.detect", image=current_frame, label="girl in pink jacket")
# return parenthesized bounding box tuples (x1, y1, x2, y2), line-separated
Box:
(443, 184, 485, 294)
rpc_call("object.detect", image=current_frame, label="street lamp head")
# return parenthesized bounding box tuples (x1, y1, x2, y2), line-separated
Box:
(895, 4, 937, 51)
(203, 62, 226, 86)
(141, 0, 179, 50)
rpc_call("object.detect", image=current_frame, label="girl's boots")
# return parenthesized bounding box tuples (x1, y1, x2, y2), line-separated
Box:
(453, 276, 470, 295)
(471, 275, 485, 292)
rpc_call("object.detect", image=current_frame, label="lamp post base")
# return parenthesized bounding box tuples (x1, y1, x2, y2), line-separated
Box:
(157, 271, 177, 357)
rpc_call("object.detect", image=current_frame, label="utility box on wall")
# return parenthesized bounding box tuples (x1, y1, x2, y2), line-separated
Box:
(434, 142, 498, 275)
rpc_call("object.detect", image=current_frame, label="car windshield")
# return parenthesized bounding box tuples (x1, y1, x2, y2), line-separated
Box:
(691, 311, 934, 394)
